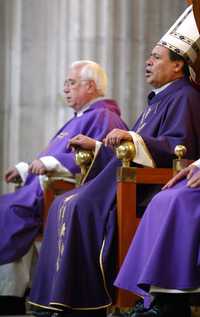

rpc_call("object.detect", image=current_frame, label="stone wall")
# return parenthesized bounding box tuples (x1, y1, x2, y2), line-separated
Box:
(0, 0, 187, 193)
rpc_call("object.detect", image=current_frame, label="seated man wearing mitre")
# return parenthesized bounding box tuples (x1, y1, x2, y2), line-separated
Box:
(115, 5, 200, 317)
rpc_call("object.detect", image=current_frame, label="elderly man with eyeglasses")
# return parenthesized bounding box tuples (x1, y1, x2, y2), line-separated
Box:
(0, 60, 127, 315)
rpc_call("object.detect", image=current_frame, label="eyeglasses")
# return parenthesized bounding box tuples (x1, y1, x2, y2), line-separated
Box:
(64, 79, 89, 88)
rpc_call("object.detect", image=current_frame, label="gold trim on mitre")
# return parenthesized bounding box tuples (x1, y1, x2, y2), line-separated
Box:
(158, 5, 200, 83)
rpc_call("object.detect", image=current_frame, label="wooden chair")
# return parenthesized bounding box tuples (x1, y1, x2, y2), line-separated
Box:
(114, 143, 193, 307)
(13, 149, 93, 235)
(41, 148, 94, 228)
(115, 166, 173, 307)
(41, 142, 191, 309)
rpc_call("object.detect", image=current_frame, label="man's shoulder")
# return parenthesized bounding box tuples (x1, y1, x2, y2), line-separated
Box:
(169, 79, 200, 112)
(89, 98, 121, 116)
(178, 82, 200, 102)
(165, 78, 200, 99)
(176, 78, 200, 94)
(90, 97, 117, 107)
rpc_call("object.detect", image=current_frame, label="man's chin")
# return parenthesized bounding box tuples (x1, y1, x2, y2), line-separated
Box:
(67, 103, 76, 108)
(146, 77, 153, 85)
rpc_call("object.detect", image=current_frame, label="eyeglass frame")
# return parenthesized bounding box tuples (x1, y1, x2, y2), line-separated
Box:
(64, 78, 92, 89)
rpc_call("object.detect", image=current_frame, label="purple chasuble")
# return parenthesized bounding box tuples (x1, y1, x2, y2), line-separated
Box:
(114, 178, 200, 295)
(28, 77, 200, 311)
(0, 99, 127, 264)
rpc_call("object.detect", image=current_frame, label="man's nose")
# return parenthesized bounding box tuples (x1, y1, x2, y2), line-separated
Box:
(64, 86, 70, 93)
(146, 57, 153, 66)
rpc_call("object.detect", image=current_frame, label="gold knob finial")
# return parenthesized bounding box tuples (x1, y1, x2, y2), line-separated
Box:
(75, 149, 94, 177)
(116, 141, 136, 167)
(174, 145, 187, 160)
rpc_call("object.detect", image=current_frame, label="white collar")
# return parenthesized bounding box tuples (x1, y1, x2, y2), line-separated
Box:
(153, 81, 174, 95)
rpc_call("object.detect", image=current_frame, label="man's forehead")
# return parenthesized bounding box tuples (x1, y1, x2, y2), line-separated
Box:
(65, 67, 81, 80)
(151, 45, 169, 55)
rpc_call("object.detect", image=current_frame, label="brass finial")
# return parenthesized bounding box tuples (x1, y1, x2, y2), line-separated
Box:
(174, 145, 187, 160)
(116, 141, 136, 167)
(75, 149, 94, 177)
(173, 145, 188, 175)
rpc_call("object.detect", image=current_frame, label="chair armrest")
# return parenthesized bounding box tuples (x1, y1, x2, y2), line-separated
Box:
(42, 149, 93, 230)
(114, 142, 193, 307)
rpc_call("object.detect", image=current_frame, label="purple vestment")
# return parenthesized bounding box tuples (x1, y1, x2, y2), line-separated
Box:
(114, 177, 200, 295)
(28, 78, 200, 311)
(0, 99, 127, 264)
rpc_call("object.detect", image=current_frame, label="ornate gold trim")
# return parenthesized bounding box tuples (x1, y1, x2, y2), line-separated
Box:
(49, 236, 113, 310)
(136, 133, 156, 167)
(99, 238, 113, 304)
(131, 132, 156, 168)
(56, 194, 76, 272)
(49, 301, 111, 310)
(28, 197, 113, 311)
(81, 145, 101, 184)
(27, 300, 62, 311)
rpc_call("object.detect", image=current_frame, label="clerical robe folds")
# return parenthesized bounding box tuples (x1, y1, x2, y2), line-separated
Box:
(28, 77, 200, 311)
(114, 174, 200, 297)
(0, 98, 127, 265)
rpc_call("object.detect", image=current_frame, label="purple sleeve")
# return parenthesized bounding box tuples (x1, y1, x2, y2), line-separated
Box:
(52, 152, 81, 175)
(50, 109, 128, 175)
(77, 109, 128, 141)
(140, 94, 200, 167)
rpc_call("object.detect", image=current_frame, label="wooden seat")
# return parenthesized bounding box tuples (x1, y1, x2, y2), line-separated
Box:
(115, 166, 173, 307)
(114, 142, 193, 307)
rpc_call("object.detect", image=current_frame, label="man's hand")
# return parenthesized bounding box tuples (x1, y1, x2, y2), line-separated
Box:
(69, 134, 96, 151)
(29, 159, 47, 175)
(4, 167, 22, 183)
(104, 129, 132, 148)
(187, 168, 200, 188)
(163, 164, 200, 189)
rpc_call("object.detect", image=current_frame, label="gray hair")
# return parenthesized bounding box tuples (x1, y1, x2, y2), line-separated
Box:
(70, 60, 108, 95)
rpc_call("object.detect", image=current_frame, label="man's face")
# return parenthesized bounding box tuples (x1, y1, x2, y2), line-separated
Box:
(63, 66, 93, 111)
(145, 45, 180, 88)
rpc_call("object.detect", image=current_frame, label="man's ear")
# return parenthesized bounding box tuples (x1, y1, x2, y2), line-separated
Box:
(174, 60, 184, 73)
(87, 80, 97, 93)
